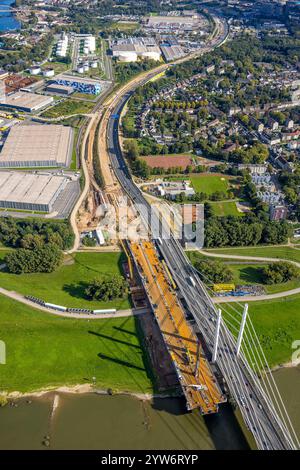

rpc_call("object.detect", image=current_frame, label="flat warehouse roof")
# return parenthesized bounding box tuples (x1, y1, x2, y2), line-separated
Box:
(0, 171, 67, 205)
(0, 92, 53, 110)
(0, 124, 73, 167)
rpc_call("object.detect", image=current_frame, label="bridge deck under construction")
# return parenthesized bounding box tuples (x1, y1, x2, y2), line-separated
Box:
(130, 240, 226, 413)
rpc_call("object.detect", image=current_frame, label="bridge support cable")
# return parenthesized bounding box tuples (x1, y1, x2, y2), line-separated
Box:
(168, 266, 296, 449)
(247, 316, 300, 448)
(107, 89, 298, 448)
(219, 322, 285, 449)
(187, 262, 299, 447)
(202, 291, 297, 447)
(236, 304, 248, 356)
(212, 309, 222, 363)
(219, 317, 293, 449)
(215, 297, 300, 448)
(166, 271, 271, 447)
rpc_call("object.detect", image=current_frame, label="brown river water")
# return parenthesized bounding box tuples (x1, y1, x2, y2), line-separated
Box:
(0, 367, 299, 450)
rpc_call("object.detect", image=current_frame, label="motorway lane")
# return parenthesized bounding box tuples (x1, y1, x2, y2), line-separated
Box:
(105, 71, 298, 451)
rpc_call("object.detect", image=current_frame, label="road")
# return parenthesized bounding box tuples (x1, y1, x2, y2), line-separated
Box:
(199, 249, 300, 268)
(102, 22, 298, 450)
(214, 287, 300, 303)
(0, 286, 146, 319)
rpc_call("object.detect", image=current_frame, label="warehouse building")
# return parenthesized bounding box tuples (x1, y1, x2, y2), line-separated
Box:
(0, 91, 53, 112)
(46, 83, 74, 95)
(112, 37, 161, 62)
(160, 44, 186, 61)
(0, 124, 73, 168)
(54, 74, 101, 95)
(0, 171, 68, 212)
(144, 14, 200, 31)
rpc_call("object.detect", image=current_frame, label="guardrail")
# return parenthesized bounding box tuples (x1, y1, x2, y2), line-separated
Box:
(25, 295, 116, 315)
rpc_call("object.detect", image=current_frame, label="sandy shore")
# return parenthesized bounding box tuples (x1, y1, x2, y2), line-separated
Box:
(2, 383, 177, 401)
(271, 358, 300, 372)
(2, 360, 299, 400)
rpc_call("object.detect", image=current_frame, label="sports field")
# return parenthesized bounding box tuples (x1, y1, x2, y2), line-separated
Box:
(190, 174, 230, 194)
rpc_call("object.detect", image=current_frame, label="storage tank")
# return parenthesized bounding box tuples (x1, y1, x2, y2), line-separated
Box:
(90, 61, 98, 68)
(43, 68, 55, 77)
(118, 52, 138, 62)
(30, 66, 41, 75)
(77, 65, 84, 74)
(141, 51, 161, 61)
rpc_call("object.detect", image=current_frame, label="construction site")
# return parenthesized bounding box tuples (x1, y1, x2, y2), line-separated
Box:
(73, 70, 227, 415)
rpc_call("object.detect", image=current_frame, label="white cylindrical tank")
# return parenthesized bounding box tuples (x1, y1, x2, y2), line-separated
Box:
(118, 52, 138, 62)
(43, 68, 55, 77)
(141, 51, 161, 61)
(83, 64, 89, 72)
(30, 66, 41, 75)
(77, 65, 84, 73)
(90, 61, 98, 68)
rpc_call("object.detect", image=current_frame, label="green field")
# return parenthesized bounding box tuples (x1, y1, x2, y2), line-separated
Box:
(0, 295, 153, 393)
(229, 263, 300, 294)
(222, 294, 300, 367)
(43, 61, 70, 75)
(109, 21, 140, 32)
(210, 201, 242, 217)
(206, 246, 300, 264)
(41, 99, 94, 119)
(190, 174, 230, 194)
(187, 252, 300, 295)
(0, 252, 131, 311)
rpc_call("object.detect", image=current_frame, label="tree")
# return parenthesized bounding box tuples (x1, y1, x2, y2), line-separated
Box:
(124, 140, 139, 161)
(5, 244, 63, 274)
(85, 275, 129, 301)
(261, 262, 300, 285)
(194, 259, 234, 284)
(82, 236, 97, 247)
(20, 234, 44, 250)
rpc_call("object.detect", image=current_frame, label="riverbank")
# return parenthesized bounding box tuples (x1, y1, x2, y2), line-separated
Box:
(0, 295, 155, 395)
(1, 353, 299, 400)
(2, 384, 178, 401)
(0, 391, 251, 450)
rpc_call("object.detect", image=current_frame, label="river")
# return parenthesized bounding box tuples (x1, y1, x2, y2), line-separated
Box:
(0, 1, 20, 32)
(0, 367, 298, 450)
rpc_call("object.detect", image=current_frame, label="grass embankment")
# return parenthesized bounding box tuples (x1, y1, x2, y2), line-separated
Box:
(0, 252, 131, 310)
(205, 246, 300, 264)
(187, 251, 300, 295)
(43, 61, 70, 74)
(41, 99, 94, 119)
(0, 295, 153, 394)
(222, 294, 300, 367)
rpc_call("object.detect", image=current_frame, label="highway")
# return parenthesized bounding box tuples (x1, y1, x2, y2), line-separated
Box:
(102, 22, 299, 448)
(106, 91, 299, 450)
(62, 11, 298, 449)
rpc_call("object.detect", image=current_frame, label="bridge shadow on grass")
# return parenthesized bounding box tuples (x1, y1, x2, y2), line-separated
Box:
(88, 319, 156, 394)
(97, 353, 146, 372)
(89, 330, 141, 349)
